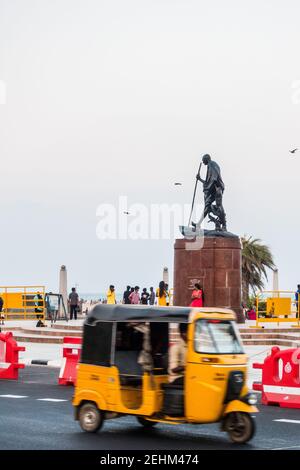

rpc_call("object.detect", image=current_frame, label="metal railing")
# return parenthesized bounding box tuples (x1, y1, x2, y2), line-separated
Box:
(253, 290, 300, 328)
(0, 285, 46, 321)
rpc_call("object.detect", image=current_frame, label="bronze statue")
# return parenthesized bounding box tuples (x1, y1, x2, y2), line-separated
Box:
(180, 154, 227, 237)
(195, 154, 226, 231)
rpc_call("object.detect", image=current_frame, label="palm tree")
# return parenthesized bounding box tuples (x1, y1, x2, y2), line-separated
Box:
(241, 236, 275, 304)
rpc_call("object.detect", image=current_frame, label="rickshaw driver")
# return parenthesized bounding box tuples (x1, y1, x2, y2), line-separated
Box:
(168, 323, 188, 385)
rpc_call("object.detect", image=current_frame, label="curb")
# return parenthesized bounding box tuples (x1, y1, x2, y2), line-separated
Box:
(23, 359, 61, 368)
(31, 360, 50, 366)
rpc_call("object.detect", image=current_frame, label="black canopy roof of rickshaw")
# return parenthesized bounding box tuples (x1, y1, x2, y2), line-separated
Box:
(85, 304, 193, 324)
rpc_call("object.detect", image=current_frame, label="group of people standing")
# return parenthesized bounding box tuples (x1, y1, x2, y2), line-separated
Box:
(122, 286, 157, 305)
(106, 281, 171, 306)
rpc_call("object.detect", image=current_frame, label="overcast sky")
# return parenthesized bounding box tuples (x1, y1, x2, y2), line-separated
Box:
(0, 0, 300, 294)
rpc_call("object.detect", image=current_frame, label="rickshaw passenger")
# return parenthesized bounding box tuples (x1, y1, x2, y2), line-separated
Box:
(168, 323, 188, 385)
(133, 323, 153, 372)
(125, 322, 153, 373)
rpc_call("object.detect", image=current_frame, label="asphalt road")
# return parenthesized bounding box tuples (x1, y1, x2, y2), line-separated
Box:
(0, 366, 300, 450)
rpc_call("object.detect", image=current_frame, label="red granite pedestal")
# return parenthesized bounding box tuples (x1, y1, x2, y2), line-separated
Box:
(173, 236, 244, 323)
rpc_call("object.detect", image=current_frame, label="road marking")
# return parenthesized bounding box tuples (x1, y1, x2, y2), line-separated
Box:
(36, 398, 68, 402)
(271, 445, 300, 450)
(274, 419, 300, 424)
(0, 394, 28, 398)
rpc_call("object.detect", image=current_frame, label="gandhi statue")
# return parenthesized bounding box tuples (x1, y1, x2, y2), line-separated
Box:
(193, 154, 227, 232)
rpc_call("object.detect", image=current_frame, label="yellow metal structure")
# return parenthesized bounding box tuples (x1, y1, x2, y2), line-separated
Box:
(73, 308, 257, 437)
(266, 297, 291, 317)
(253, 290, 300, 328)
(0, 285, 46, 321)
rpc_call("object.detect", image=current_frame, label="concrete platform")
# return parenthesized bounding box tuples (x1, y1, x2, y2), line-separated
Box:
(1, 322, 82, 343)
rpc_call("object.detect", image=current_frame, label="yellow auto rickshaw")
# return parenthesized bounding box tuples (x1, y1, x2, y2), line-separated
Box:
(73, 305, 258, 444)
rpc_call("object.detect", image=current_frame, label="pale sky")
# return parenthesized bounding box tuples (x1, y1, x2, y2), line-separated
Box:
(0, 0, 300, 294)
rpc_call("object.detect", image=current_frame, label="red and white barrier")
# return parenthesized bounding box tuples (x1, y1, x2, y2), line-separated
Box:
(0, 331, 25, 380)
(253, 346, 300, 408)
(58, 336, 82, 386)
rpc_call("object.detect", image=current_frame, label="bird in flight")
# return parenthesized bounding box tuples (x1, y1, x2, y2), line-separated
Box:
(289, 148, 298, 154)
(123, 211, 130, 215)
(174, 182, 182, 186)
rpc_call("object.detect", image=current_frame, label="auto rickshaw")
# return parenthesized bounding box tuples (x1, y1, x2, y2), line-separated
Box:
(73, 305, 258, 444)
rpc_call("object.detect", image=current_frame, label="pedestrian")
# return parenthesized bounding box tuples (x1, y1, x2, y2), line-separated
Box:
(156, 281, 167, 306)
(295, 284, 300, 318)
(140, 288, 150, 305)
(149, 287, 155, 306)
(0, 294, 4, 325)
(165, 283, 170, 306)
(242, 302, 248, 319)
(69, 287, 79, 320)
(45, 293, 56, 322)
(247, 306, 256, 320)
(129, 286, 140, 304)
(123, 285, 131, 304)
(107, 285, 116, 305)
(34, 291, 45, 327)
(190, 283, 204, 307)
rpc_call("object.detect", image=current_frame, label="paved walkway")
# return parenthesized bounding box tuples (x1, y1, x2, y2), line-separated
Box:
(1, 319, 84, 367)
(0, 319, 84, 329)
(241, 319, 300, 329)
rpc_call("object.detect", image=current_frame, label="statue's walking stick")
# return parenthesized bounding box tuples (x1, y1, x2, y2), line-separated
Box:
(188, 162, 202, 227)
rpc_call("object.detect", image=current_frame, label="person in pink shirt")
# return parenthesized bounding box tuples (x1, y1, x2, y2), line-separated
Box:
(190, 283, 204, 308)
(129, 286, 140, 304)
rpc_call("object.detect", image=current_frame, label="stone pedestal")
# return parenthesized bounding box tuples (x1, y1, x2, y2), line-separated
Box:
(173, 236, 244, 323)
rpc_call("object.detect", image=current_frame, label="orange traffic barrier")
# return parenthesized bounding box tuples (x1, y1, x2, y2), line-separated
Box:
(253, 346, 300, 408)
(0, 331, 25, 379)
(58, 336, 82, 386)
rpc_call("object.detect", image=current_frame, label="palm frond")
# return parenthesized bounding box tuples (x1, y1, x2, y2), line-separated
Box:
(241, 235, 275, 302)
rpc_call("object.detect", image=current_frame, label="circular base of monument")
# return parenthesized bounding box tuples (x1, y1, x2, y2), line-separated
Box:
(203, 229, 239, 238)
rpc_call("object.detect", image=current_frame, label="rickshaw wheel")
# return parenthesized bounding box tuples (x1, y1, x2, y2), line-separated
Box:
(79, 402, 104, 433)
(137, 417, 158, 428)
(225, 412, 255, 444)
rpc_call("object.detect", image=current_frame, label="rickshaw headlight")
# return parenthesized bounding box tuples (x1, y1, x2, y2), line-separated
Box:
(241, 393, 257, 405)
(247, 393, 258, 405)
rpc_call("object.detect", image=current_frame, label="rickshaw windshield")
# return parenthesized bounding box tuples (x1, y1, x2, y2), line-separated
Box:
(194, 320, 244, 354)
